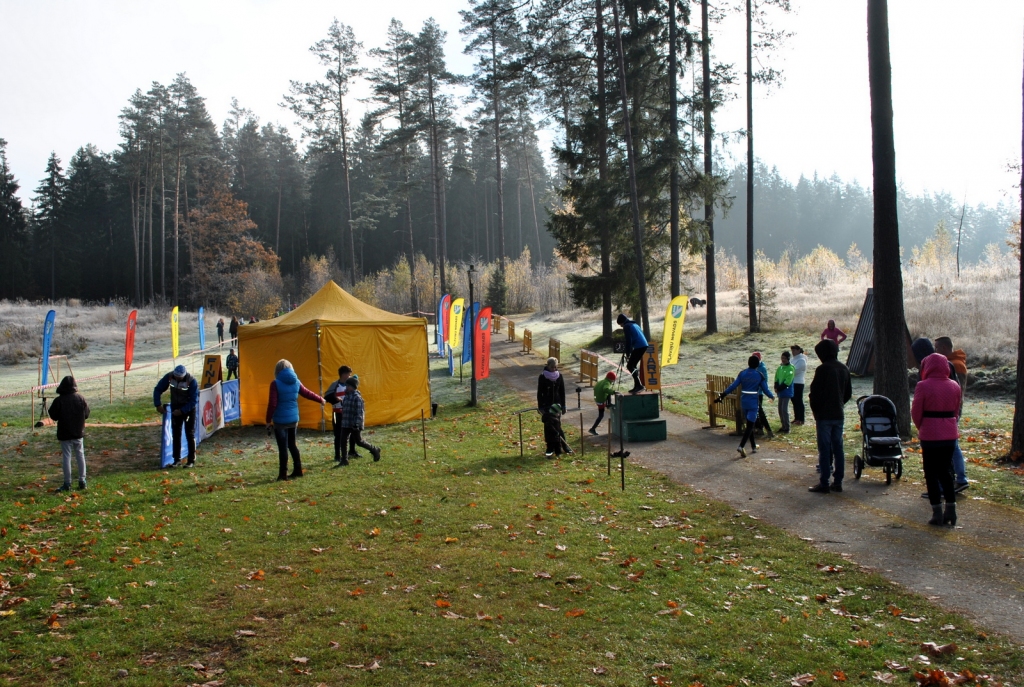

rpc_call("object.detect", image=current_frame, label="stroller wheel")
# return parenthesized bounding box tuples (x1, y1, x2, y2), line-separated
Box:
(884, 463, 892, 485)
(853, 455, 863, 480)
(895, 460, 903, 480)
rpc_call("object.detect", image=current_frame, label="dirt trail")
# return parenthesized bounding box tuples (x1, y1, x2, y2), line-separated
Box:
(489, 337, 1024, 638)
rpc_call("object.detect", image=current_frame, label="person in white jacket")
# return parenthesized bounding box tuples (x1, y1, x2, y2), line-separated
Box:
(789, 345, 808, 426)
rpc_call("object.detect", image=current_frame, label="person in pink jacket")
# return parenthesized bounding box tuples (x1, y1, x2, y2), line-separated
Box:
(911, 352, 962, 526)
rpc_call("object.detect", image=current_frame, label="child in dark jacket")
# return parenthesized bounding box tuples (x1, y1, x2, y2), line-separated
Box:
(47, 376, 90, 492)
(336, 376, 381, 466)
(542, 404, 573, 458)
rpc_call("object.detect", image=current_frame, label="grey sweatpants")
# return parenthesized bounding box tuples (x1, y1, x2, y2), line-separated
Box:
(60, 438, 86, 486)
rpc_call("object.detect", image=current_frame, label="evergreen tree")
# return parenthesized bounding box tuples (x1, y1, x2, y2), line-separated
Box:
(0, 139, 31, 299)
(34, 152, 66, 301)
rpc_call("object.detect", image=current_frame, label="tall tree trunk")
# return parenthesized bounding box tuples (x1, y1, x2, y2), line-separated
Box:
(1009, 33, 1024, 458)
(173, 139, 182, 306)
(146, 163, 154, 304)
(868, 0, 911, 437)
(611, 0, 651, 339)
(160, 134, 166, 301)
(184, 181, 193, 307)
(339, 95, 357, 286)
(524, 138, 542, 261)
(130, 178, 141, 305)
(597, 0, 613, 341)
(427, 71, 447, 296)
(491, 31, 506, 272)
(484, 180, 491, 263)
(405, 170, 419, 314)
(668, 0, 680, 298)
(701, 0, 718, 334)
(745, 0, 757, 332)
(275, 185, 282, 255)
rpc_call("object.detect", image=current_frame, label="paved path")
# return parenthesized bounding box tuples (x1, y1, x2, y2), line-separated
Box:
(489, 338, 1024, 638)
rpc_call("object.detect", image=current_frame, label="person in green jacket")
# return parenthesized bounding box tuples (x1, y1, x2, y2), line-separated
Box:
(589, 371, 617, 435)
(774, 351, 796, 433)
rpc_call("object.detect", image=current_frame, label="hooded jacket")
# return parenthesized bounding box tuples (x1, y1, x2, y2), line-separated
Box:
(774, 363, 795, 398)
(912, 353, 962, 442)
(153, 371, 198, 414)
(266, 367, 324, 425)
(791, 353, 808, 385)
(808, 339, 852, 421)
(537, 370, 566, 412)
(593, 378, 615, 405)
(47, 376, 90, 441)
(946, 350, 967, 388)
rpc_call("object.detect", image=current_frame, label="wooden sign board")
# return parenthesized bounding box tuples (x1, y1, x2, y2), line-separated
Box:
(201, 355, 223, 389)
(639, 343, 661, 392)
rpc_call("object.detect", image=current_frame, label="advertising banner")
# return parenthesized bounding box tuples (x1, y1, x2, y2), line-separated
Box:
(660, 296, 688, 367)
(197, 382, 224, 442)
(437, 294, 451, 354)
(461, 302, 480, 364)
(222, 380, 240, 423)
(640, 343, 661, 392)
(171, 307, 180, 359)
(448, 298, 465, 349)
(447, 345, 455, 376)
(474, 306, 492, 380)
(124, 309, 138, 371)
(40, 310, 56, 387)
(198, 306, 206, 351)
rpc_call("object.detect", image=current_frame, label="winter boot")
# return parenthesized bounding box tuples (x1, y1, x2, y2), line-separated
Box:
(369, 445, 381, 462)
(288, 457, 303, 479)
(928, 504, 944, 526)
(943, 503, 957, 527)
(55, 483, 71, 493)
(77, 480, 87, 491)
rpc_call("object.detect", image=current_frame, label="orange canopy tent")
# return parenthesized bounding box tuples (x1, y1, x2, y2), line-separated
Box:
(237, 281, 430, 429)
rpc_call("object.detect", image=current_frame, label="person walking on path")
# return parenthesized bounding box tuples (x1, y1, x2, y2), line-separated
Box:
(335, 376, 381, 466)
(912, 352, 962, 526)
(790, 345, 808, 425)
(225, 348, 239, 380)
(325, 366, 362, 460)
(821, 319, 847, 347)
(542, 403, 573, 457)
(935, 336, 970, 493)
(265, 359, 325, 480)
(537, 358, 566, 415)
(616, 313, 649, 394)
(216, 318, 225, 345)
(752, 352, 773, 438)
(229, 316, 239, 342)
(589, 371, 616, 435)
(48, 376, 90, 492)
(153, 365, 199, 467)
(718, 356, 774, 458)
(774, 351, 796, 433)
(808, 339, 852, 493)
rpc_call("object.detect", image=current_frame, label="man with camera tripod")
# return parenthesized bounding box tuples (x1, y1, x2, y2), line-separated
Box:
(616, 313, 649, 395)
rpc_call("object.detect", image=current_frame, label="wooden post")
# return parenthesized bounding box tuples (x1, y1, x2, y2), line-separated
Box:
(580, 412, 584, 456)
(519, 413, 524, 458)
(109, 373, 112, 404)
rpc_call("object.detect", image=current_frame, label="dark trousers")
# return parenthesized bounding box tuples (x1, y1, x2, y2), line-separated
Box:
(922, 442, 956, 506)
(339, 428, 374, 463)
(590, 404, 606, 432)
(792, 383, 805, 423)
(332, 413, 358, 458)
(171, 411, 196, 463)
(755, 397, 774, 438)
(225, 368, 237, 380)
(739, 417, 757, 450)
(217, 332, 224, 344)
(626, 349, 645, 389)
(274, 426, 301, 477)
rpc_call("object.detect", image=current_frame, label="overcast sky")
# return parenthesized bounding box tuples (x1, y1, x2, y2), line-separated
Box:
(1, 0, 1021, 207)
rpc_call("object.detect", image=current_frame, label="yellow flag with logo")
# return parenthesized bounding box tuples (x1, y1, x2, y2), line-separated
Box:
(660, 296, 688, 367)
(449, 298, 465, 349)
(171, 306, 180, 359)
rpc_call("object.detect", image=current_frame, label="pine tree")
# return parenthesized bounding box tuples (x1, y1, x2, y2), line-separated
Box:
(0, 139, 31, 299)
(34, 153, 66, 301)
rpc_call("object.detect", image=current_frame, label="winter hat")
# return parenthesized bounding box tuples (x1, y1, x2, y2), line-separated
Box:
(616, 314, 628, 326)
(605, 371, 616, 381)
(172, 365, 188, 379)
(752, 351, 762, 361)
(911, 337, 935, 365)
(549, 403, 562, 415)
(345, 375, 360, 389)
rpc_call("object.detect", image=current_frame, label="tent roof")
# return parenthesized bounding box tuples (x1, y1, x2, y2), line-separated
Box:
(240, 281, 424, 336)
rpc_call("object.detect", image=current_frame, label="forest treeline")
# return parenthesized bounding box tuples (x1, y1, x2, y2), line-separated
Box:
(0, 0, 1017, 325)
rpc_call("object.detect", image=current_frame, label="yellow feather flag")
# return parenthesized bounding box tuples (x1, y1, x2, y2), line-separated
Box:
(449, 298, 465, 349)
(660, 296, 688, 367)
(171, 306, 180, 360)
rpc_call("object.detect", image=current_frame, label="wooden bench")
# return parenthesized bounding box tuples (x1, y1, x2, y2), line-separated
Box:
(705, 374, 742, 434)
(522, 328, 532, 354)
(579, 349, 599, 386)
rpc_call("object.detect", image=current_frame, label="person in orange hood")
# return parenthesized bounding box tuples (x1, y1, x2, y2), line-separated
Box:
(934, 336, 969, 493)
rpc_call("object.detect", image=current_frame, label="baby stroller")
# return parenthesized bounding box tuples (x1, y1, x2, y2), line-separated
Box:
(852, 395, 904, 485)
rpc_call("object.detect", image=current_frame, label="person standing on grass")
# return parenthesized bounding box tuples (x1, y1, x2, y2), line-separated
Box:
(589, 371, 616, 436)
(229, 316, 239, 342)
(48, 376, 89, 492)
(265, 359, 325, 480)
(225, 348, 239, 380)
(807, 339, 852, 494)
(336, 376, 381, 466)
(717, 356, 774, 458)
(616, 313, 649, 394)
(325, 366, 363, 460)
(935, 336, 970, 493)
(774, 351, 796, 433)
(216, 318, 225, 345)
(542, 403, 573, 457)
(154, 365, 199, 467)
(537, 357, 566, 416)
(912, 352, 962, 526)
(790, 345, 808, 425)
(821, 319, 848, 348)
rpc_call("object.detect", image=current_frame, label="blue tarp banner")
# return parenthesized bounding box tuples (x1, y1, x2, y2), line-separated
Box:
(40, 310, 56, 387)
(198, 307, 206, 351)
(461, 302, 480, 364)
(222, 380, 240, 423)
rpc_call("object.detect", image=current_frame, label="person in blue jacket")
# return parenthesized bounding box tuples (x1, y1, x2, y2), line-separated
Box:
(717, 355, 775, 458)
(616, 313, 649, 394)
(153, 365, 200, 466)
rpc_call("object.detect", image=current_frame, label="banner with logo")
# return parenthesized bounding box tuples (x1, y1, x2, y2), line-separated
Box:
(437, 294, 451, 354)
(449, 298, 465, 349)
(40, 310, 56, 387)
(660, 296, 689, 367)
(447, 345, 455, 376)
(198, 306, 206, 351)
(160, 406, 199, 468)
(124, 310, 138, 371)
(640, 343, 662, 392)
(221, 380, 240, 423)
(171, 307, 180, 359)
(461, 302, 480, 364)
(474, 306, 492, 380)
(197, 382, 224, 442)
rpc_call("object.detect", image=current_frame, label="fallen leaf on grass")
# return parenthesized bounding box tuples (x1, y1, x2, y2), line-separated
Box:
(534, 571, 552, 579)
(592, 666, 607, 675)
(538, 603, 560, 611)
(348, 588, 364, 597)
(444, 537, 459, 544)
(441, 611, 465, 619)
(627, 571, 646, 582)
(848, 639, 871, 648)
(791, 674, 815, 686)
(919, 642, 957, 657)
(235, 630, 256, 637)
(328, 641, 340, 649)
(435, 599, 451, 608)
(913, 669, 952, 686)
(419, 662, 437, 667)
(345, 661, 381, 670)
(832, 670, 847, 681)
(188, 662, 207, 671)
(652, 662, 671, 669)
(883, 660, 909, 672)
(45, 614, 61, 629)
(816, 564, 843, 573)
(476, 612, 493, 621)
(565, 608, 586, 618)
(368, 527, 380, 537)
(247, 570, 265, 581)
(291, 657, 309, 664)
(873, 673, 895, 684)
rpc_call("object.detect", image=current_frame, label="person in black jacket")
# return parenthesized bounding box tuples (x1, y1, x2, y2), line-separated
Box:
(153, 365, 200, 467)
(537, 357, 566, 415)
(808, 339, 852, 494)
(229, 316, 239, 342)
(48, 376, 90, 492)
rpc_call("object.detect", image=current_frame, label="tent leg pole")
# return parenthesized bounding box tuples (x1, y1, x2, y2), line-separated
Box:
(421, 409, 427, 461)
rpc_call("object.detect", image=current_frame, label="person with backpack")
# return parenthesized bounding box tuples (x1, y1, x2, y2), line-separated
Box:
(589, 371, 616, 436)
(154, 365, 200, 467)
(774, 351, 796, 433)
(48, 376, 90, 492)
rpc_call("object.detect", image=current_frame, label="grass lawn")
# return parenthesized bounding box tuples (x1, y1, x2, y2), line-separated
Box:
(1, 363, 1022, 685)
